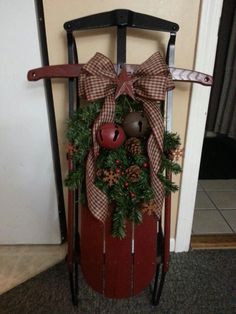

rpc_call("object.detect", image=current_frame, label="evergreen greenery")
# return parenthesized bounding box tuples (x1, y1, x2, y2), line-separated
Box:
(65, 96, 182, 238)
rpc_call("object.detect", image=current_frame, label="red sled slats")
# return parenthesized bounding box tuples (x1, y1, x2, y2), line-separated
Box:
(133, 214, 157, 295)
(104, 216, 133, 298)
(80, 206, 157, 298)
(80, 205, 104, 294)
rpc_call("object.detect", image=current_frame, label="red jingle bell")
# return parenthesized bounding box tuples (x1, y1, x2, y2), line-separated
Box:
(96, 123, 126, 149)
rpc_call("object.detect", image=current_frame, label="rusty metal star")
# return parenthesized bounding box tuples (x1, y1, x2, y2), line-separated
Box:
(114, 67, 137, 100)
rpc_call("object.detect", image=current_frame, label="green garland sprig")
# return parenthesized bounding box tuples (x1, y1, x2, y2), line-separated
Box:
(95, 138, 154, 238)
(65, 96, 182, 238)
(65, 101, 102, 189)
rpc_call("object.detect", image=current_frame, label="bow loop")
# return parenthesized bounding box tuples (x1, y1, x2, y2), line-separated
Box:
(83, 52, 116, 78)
(135, 52, 169, 76)
(134, 76, 169, 101)
(79, 52, 116, 101)
(81, 76, 115, 101)
(133, 52, 174, 100)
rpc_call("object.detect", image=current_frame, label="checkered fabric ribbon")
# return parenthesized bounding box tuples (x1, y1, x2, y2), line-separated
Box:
(79, 52, 174, 222)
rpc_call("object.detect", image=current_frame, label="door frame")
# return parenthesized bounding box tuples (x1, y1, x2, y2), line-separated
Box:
(175, 0, 223, 252)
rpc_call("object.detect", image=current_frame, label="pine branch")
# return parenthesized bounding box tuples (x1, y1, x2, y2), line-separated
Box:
(160, 156, 182, 175)
(65, 168, 84, 189)
(163, 131, 181, 152)
(112, 205, 127, 238)
(157, 173, 179, 194)
(127, 207, 142, 224)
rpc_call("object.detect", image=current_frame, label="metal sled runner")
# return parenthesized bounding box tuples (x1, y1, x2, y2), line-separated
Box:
(28, 9, 212, 307)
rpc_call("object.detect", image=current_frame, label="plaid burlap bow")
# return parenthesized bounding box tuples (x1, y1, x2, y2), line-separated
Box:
(79, 52, 174, 222)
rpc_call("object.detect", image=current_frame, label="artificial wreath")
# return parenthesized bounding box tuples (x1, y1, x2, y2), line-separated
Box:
(65, 95, 182, 238)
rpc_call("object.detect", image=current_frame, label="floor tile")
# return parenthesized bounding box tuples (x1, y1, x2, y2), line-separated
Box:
(194, 191, 216, 210)
(200, 179, 236, 191)
(220, 210, 236, 233)
(197, 182, 203, 191)
(207, 191, 236, 209)
(192, 210, 233, 234)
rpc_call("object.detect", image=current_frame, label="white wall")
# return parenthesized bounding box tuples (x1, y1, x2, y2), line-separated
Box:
(0, 0, 61, 244)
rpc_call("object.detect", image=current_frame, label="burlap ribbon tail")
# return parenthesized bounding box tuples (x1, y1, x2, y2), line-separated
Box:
(79, 52, 174, 222)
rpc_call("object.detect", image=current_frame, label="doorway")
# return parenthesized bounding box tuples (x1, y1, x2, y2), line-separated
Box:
(191, 0, 236, 248)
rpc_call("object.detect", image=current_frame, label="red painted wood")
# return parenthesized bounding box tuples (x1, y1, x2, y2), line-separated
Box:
(163, 173, 172, 273)
(104, 215, 133, 298)
(80, 206, 157, 298)
(27, 64, 82, 81)
(80, 205, 104, 294)
(66, 189, 74, 273)
(133, 214, 157, 295)
(66, 158, 74, 273)
(28, 64, 213, 86)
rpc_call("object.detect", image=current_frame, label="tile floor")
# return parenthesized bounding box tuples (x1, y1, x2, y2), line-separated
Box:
(192, 180, 236, 234)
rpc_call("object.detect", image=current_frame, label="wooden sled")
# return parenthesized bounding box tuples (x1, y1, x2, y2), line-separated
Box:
(27, 9, 213, 306)
(65, 10, 178, 305)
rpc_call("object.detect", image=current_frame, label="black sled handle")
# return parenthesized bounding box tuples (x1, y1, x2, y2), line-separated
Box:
(64, 9, 179, 33)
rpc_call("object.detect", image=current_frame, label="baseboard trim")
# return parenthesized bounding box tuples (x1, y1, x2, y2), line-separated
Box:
(170, 238, 175, 252)
(191, 234, 236, 249)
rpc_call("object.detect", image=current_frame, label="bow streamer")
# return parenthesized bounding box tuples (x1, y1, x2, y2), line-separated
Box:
(79, 52, 174, 222)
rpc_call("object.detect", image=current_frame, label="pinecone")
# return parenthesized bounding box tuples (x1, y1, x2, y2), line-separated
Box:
(141, 200, 157, 215)
(125, 137, 141, 155)
(126, 165, 141, 182)
(103, 169, 120, 187)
